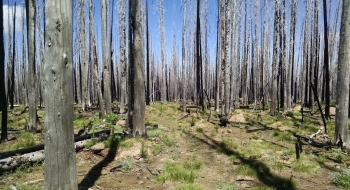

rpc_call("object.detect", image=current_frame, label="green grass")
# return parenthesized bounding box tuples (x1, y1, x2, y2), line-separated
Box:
(73, 119, 92, 129)
(195, 127, 204, 133)
(119, 138, 135, 148)
(85, 139, 98, 148)
(190, 118, 196, 127)
(176, 183, 203, 190)
(216, 181, 237, 190)
(292, 154, 319, 174)
(183, 160, 203, 170)
(11, 132, 36, 150)
(329, 170, 350, 189)
(161, 135, 177, 146)
(151, 144, 163, 155)
(147, 128, 161, 138)
(140, 142, 148, 158)
(156, 161, 202, 184)
(218, 138, 238, 152)
(122, 158, 136, 170)
(105, 113, 119, 124)
(3, 184, 42, 190)
(103, 136, 120, 148)
(271, 129, 290, 141)
(235, 164, 257, 177)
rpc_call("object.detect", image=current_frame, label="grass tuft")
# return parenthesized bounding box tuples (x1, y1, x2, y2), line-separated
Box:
(217, 181, 237, 190)
(122, 158, 135, 170)
(329, 170, 350, 189)
(11, 132, 35, 150)
(235, 164, 257, 177)
(156, 161, 202, 184)
(161, 135, 176, 146)
(147, 128, 161, 138)
(176, 183, 203, 190)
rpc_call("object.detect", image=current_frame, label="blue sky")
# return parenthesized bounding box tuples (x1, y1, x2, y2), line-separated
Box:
(2, 0, 342, 72)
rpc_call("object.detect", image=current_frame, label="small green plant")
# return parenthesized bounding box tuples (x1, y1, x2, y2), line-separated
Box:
(286, 111, 294, 117)
(14, 163, 32, 178)
(190, 118, 196, 127)
(195, 127, 203, 133)
(156, 162, 198, 183)
(140, 142, 148, 158)
(119, 138, 135, 148)
(176, 183, 203, 190)
(292, 154, 319, 174)
(235, 164, 256, 177)
(272, 161, 285, 172)
(85, 139, 98, 148)
(210, 129, 218, 137)
(122, 158, 136, 170)
(147, 128, 161, 138)
(170, 152, 180, 160)
(11, 132, 36, 150)
(73, 119, 92, 129)
(161, 135, 176, 146)
(183, 160, 203, 170)
(219, 138, 238, 152)
(4, 184, 42, 190)
(271, 130, 290, 141)
(329, 170, 350, 189)
(252, 135, 259, 140)
(217, 181, 237, 190)
(105, 113, 119, 124)
(103, 136, 120, 148)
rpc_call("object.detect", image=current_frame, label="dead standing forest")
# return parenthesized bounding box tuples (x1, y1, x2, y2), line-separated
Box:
(0, 0, 350, 189)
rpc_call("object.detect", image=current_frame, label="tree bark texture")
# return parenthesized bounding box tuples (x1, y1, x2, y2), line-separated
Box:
(80, 0, 88, 111)
(271, 0, 279, 116)
(44, 1, 77, 189)
(335, 0, 350, 146)
(129, 0, 146, 137)
(101, 0, 112, 114)
(159, 0, 166, 103)
(0, 0, 8, 142)
(26, 0, 37, 133)
(182, 0, 187, 112)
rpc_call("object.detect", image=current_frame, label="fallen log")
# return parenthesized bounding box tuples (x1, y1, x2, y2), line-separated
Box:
(0, 130, 22, 135)
(0, 140, 88, 171)
(0, 129, 113, 159)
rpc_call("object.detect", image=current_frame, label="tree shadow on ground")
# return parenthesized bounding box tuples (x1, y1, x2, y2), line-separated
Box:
(183, 131, 297, 190)
(78, 137, 119, 189)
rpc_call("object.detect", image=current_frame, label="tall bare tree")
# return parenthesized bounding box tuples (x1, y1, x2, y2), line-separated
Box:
(0, 0, 7, 142)
(101, 0, 112, 114)
(44, 0, 77, 188)
(119, 0, 127, 113)
(271, 0, 280, 116)
(335, 0, 350, 146)
(182, 0, 187, 112)
(323, 0, 331, 119)
(129, 0, 146, 136)
(9, 4, 16, 109)
(146, 0, 151, 105)
(287, 0, 296, 111)
(159, 0, 166, 103)
(25, 0, 37, 133)
(80, 0, 89, 111)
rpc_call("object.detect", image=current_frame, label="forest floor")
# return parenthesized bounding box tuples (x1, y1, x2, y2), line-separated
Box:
(0, 102, 349, 190)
